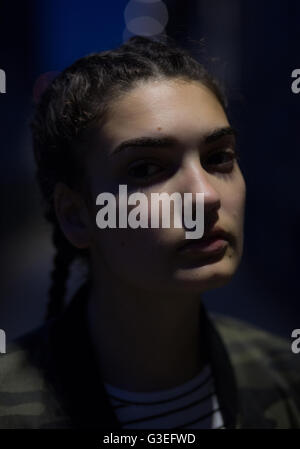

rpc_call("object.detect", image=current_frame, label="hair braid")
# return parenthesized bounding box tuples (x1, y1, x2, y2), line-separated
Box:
(43, 207, 79, 320)
(45, 223, 75, 321)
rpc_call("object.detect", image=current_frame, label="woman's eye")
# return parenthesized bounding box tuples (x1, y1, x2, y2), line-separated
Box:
(128, 162, 163, 179)
(205, 150, 237, 169)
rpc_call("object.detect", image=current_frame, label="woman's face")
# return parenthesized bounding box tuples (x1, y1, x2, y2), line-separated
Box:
(84, 78, 246, 295)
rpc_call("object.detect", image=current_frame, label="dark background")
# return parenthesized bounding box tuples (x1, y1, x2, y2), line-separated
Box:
(0, 0, 299, 341)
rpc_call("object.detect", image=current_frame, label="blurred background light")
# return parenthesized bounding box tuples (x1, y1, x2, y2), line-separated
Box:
(126, 16, 166, 36)
(123, 0, 168, 40)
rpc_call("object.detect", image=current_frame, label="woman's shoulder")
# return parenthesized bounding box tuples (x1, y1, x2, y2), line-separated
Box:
(211, 313, 290, 351)
(209, 313, 300, 427)
(210, 313, 300, 393)
(0, 322, 72, 429)
(0, 324, 50, 389)
(210, 312, 297, 370)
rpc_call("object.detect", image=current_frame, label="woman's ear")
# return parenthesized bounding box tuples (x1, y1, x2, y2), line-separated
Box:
(54, 182, 92, 249)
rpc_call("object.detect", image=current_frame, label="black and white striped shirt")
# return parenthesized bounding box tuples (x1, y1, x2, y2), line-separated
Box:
(104, 364, 225, 429)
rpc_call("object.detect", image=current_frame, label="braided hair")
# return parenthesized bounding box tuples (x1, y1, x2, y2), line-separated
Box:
(31, 35, 227, 322)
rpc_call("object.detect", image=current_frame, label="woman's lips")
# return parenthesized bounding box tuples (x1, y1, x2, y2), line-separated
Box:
(177, 230, 230, 256)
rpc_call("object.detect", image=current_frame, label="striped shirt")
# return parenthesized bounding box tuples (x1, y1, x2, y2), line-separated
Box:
(104, 364, 225, 429)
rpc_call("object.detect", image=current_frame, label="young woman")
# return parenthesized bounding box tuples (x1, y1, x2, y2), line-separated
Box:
(1, 35, 300, 429)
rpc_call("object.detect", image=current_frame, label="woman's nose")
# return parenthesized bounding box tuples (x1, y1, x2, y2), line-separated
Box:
(179, 159, 221, 218)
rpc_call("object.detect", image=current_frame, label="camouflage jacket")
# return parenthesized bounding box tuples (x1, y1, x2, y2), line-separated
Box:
(1, 283, 300, 429)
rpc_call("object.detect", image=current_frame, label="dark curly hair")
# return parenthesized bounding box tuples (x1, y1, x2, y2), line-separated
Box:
(31, 35, 227, 322)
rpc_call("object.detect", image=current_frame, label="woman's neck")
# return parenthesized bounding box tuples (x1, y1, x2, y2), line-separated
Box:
(87, 274, 206, 392)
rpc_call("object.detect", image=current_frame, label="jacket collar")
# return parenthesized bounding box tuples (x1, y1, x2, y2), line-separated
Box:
(199, 306, 238, 428)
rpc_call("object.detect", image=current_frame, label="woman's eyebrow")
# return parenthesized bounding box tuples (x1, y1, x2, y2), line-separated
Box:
(110, 126, 236, 156)
(204, 126, 237, 144)
(111, 135, 177, 156)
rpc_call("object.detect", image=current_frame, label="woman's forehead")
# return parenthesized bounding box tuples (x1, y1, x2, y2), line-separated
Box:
(99, 79, 228, 151)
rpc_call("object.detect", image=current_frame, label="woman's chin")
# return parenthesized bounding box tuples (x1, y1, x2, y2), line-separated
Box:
(172, 256, 238, 293)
